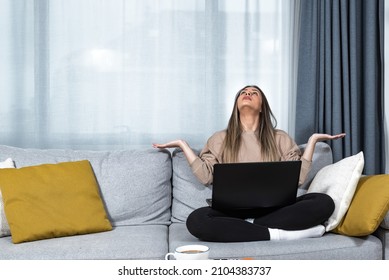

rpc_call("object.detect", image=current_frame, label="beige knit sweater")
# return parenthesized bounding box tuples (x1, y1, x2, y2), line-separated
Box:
(190, 129, 311, 186)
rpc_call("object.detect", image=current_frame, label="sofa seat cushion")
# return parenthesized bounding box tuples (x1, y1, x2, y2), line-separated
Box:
(169, 223, 382, 260)
(0, 145, 172, 227)
(0, 225, 168, 260)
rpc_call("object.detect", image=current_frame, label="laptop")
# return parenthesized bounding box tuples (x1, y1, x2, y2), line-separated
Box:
(207, 161, 302, 214)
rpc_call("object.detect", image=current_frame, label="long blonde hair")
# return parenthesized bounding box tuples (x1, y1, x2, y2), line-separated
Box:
(221, 85, 279, 163)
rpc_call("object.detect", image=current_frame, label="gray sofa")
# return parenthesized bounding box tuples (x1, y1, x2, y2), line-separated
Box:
(0, 143, 387, 260)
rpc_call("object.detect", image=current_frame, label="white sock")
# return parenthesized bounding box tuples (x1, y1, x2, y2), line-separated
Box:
(268, 225, 325, 241)
(268, 228, 280, 240)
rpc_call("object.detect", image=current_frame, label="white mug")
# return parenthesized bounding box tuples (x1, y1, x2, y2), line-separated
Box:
(165, 244, 209, 260)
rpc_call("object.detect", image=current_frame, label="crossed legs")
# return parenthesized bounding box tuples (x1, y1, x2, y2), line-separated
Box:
(186, 193, 334, 242)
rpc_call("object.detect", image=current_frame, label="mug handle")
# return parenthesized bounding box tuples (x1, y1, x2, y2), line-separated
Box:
(165, 253, 176, 260)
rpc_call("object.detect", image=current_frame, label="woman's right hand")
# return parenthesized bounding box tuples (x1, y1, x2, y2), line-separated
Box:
(152, 140, 185, 149)
(152, 140, 197, 165)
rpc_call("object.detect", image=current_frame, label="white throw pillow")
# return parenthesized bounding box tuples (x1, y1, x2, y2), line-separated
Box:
(0, 158, 15, 237)
(307, 152, 364, 231)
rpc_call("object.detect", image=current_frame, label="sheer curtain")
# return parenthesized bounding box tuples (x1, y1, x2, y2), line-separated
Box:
(0, 0, 298, 150)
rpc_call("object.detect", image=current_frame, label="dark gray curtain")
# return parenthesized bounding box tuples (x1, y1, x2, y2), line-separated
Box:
(295, 0, 385, 174)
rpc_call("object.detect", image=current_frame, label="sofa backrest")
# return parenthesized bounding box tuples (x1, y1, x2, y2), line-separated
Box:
(0, 145, 172, 227)
(171, 148, 210, 223)
(171, 142, 333, 223)
(298, 142, 333, 190)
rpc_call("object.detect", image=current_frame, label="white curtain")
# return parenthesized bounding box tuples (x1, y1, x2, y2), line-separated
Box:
(0, 0, 298, 150)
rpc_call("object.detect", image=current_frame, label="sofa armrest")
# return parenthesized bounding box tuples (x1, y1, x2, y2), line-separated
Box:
(376, 208, 389, 260)
(374, 227, 389, 259)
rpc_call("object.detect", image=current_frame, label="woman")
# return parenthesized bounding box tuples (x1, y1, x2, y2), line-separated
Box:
(153, 85, 345, 242)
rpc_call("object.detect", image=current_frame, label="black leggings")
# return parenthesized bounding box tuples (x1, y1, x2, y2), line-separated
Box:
(186, 193, 335, 242)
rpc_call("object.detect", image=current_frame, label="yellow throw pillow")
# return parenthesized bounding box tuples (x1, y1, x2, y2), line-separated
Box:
(333, 175, 389, 236)
(0, 160, 112, 243)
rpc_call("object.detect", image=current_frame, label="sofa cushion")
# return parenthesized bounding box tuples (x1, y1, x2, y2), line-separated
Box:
(0, 158, 15, 238)
(171, 149, 211, 223)
(0, 225, 169, 260)
(0, 160, 112, 243)
(333, 175, 389, 236)
(0, 145, 172, 227)
(169, 223, 382, 259)
(307, 152, 364, 231)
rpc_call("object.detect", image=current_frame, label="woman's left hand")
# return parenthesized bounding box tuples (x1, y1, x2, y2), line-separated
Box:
(309, 133, 346, 143)
(302, 133, 346, 163)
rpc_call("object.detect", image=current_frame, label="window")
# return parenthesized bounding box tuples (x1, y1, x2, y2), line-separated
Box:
(0, 0, 298, 149)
